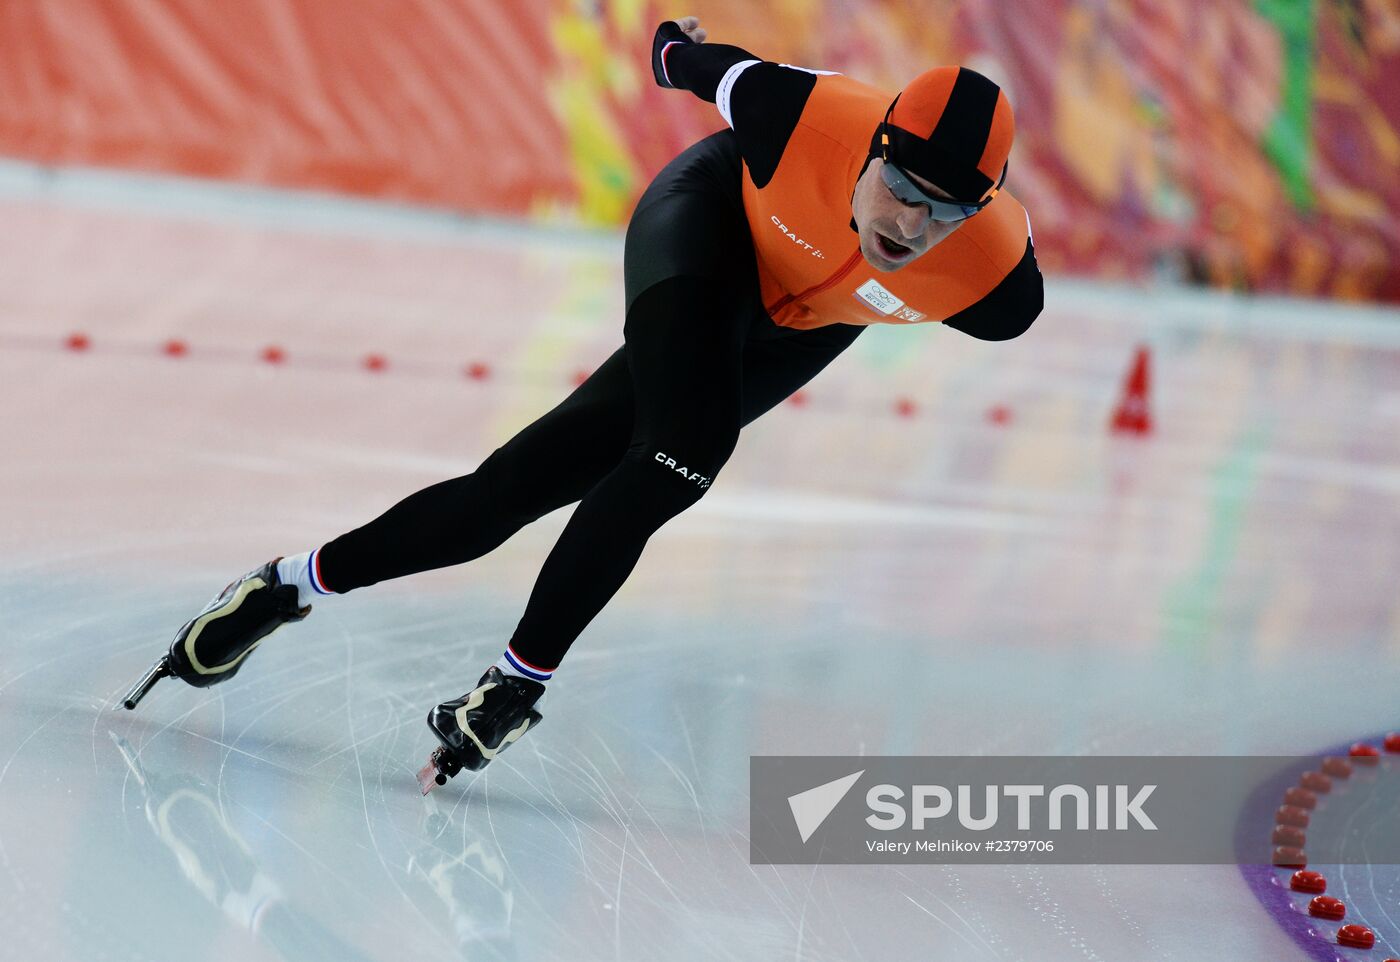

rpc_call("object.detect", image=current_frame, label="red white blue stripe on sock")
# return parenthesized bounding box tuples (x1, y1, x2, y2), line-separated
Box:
(309, 548, 334, 595)
(503, 646, 553, 681)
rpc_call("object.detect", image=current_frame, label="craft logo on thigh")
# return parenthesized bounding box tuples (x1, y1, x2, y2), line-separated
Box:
(654, 452, 712, 488)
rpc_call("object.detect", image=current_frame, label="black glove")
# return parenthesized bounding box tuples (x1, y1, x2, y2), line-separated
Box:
(651, 20, 694, 88)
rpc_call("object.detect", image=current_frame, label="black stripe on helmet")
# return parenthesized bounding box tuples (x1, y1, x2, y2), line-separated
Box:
(929, 68, 999, 173)
(883, 127, 993, 202)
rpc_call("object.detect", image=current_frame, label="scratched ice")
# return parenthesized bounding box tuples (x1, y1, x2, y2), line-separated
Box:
(2, 165, 1400, 961)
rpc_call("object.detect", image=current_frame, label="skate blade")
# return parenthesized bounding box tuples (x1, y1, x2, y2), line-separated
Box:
(416, 746, 461, 795)
(121, 656, 171, 710)
(416, 758, 442, 795)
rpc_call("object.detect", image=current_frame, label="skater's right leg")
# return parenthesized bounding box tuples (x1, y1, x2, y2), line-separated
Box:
(122, 557, 310, 708)
(310, 347, 635, 594)
(124, 349, 635, 709)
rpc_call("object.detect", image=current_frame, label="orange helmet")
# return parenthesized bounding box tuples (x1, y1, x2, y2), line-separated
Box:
(876, 66, 1015, 205)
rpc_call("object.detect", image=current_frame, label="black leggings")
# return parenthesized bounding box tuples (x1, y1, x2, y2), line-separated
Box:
(316, 133, 863, 671)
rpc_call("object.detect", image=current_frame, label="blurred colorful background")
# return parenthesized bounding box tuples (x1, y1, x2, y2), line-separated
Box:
(6, 4, 1400, 962)
(3, 0, 1397, 300)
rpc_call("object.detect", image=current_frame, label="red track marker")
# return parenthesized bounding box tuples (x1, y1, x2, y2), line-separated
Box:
(1289, 870, 1325, 894)
(1282, 787, 1317, 810)
(1299, 771, 1331, 794)
(1322, 756, 1353, 779)
(1349, 743, 1380, 764)
(1337, 925, 1375, 949)
(1308, 896, 1345, 921)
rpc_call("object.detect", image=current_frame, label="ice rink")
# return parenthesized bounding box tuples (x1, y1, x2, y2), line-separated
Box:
(3, 164, 1399, 961)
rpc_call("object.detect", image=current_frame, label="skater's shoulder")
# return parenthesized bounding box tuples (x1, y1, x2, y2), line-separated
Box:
(792, 73, 891, 148)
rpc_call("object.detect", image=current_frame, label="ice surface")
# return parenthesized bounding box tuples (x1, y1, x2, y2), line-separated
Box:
(2, 165, 1399, 960)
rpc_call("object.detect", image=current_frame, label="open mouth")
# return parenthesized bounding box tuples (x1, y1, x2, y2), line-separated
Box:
(875, 233, 914, 261)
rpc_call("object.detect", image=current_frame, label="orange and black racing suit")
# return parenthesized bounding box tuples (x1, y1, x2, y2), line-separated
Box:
(314, 24, 1045, 673)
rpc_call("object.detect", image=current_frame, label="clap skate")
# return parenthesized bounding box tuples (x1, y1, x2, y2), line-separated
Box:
(417, 667, 544, 794)
(121, 558, 309, 710)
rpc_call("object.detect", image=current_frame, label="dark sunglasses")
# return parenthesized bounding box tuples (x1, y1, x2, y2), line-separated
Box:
(879, 99, 1006, 222)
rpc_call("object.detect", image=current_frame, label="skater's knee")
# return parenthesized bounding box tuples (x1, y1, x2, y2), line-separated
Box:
(628, 428, 737, 504)
(478, 440, 609, 525)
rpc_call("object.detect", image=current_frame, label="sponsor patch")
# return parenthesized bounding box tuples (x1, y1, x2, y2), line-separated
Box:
(853, 279, 926, 323)
(853, 278, 903, 315)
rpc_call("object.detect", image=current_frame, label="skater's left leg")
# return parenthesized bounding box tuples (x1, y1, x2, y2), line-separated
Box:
(502, 274, 747, 676)
(495, 305, 867, 681)
(415, 302, 867, 784)
(417, 276, 745, 787)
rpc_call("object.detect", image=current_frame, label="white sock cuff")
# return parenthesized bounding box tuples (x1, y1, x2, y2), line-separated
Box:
(276, 549, 333, 610)
(494, 646, 554, 683)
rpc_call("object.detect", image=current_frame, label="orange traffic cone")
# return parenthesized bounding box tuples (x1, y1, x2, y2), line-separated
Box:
(1110, 345, 1153, 436)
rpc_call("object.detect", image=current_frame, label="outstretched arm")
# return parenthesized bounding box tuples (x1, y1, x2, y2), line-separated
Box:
(650, 17, 755, 103)
(650, 18, 825, 187)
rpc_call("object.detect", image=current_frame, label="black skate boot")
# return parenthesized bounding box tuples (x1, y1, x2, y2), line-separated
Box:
(417, 667, 544, 794)
(121, 558, 309, 710)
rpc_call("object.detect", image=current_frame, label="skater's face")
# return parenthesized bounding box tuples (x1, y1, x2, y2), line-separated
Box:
(852, 158, 965, 272)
